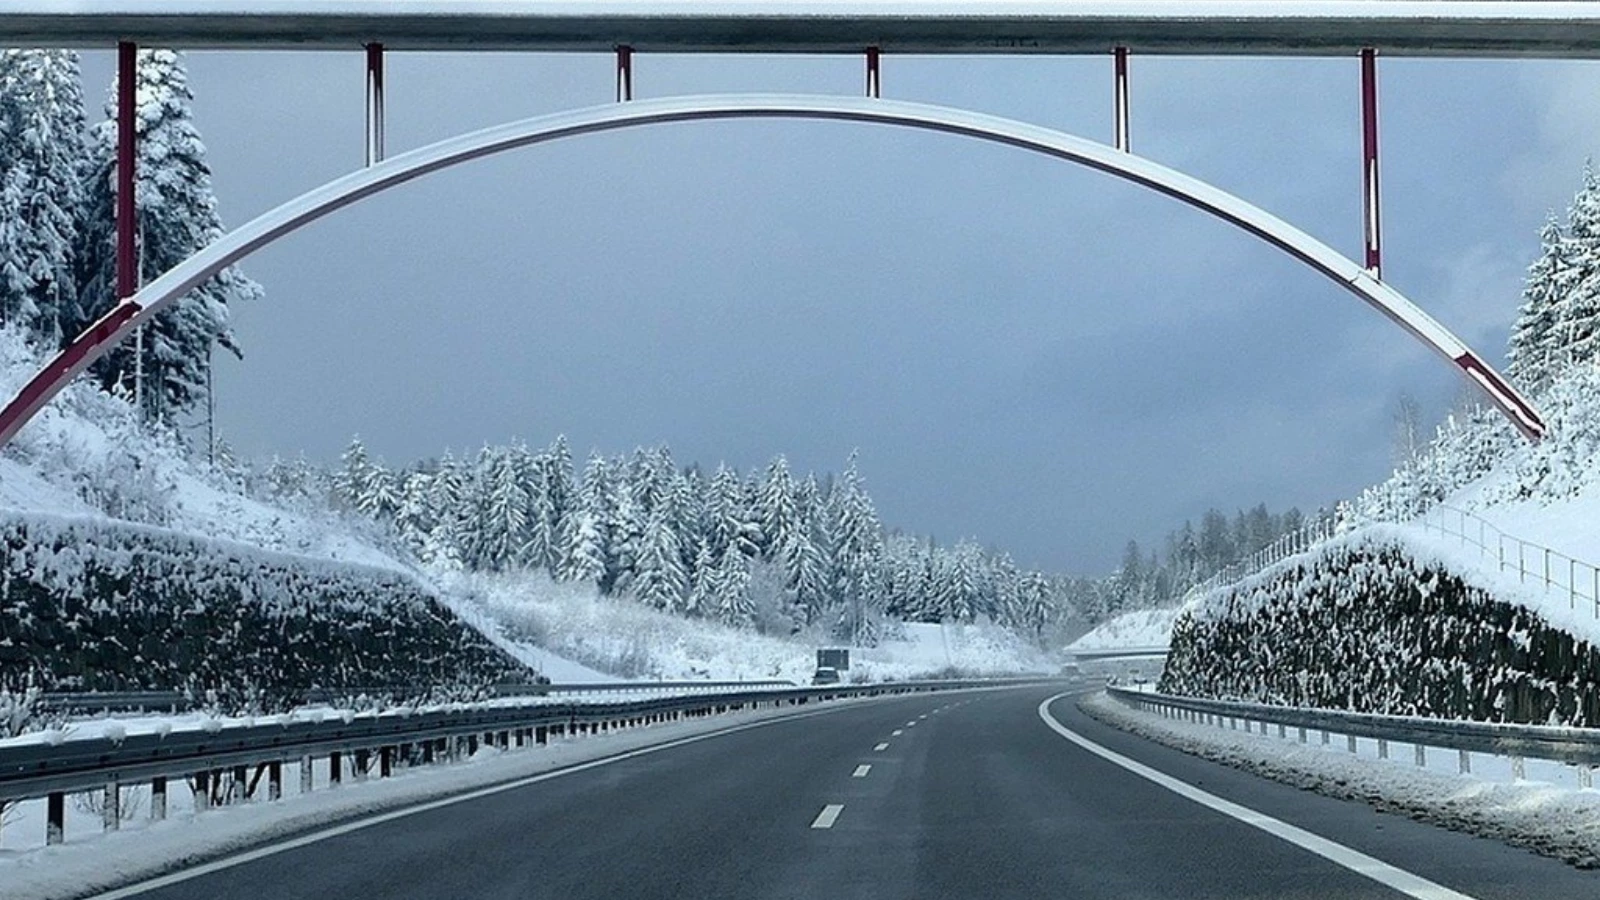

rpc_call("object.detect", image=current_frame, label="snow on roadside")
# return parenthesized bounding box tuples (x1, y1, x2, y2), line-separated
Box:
(450, 571, 1048, 684)
(1082, 691, 1600, 868)
(1065, 607, 1178, 651)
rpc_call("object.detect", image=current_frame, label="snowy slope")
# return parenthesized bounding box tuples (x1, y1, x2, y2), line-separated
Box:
(1065, 607, 1178, 651)
(452, 571, 1049, 684)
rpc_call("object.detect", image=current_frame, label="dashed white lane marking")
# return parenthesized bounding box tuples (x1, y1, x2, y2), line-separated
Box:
(812, 804, 845, 829)
(852, 765, 871, 778)
(873, 742, 890, 751)
(83, 701, 865, 900)
(906, 720, 917, 726)
(918, 714, 928, 720)
(892, 729, 903, 736)
(1036, 694, 1477, 900)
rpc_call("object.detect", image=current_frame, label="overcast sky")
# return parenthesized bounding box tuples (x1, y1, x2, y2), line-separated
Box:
(76, 50, 1600, 574)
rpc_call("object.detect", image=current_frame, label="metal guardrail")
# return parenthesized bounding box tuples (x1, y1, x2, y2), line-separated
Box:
(1417, 503, 1600, 619)
(1106, 686, 1600, 784)
(34, 692, 187, 715)
(0, 677, 1057, 847)
(29, 681, 802, 717)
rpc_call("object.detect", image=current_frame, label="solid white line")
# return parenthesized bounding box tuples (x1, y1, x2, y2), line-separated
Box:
(874, 742, 889, 751)
(83, 702, 875, 900)
(811, 803, 845, 829)
(852, 764, 871, 778)
(1036, 694, 1478, 900)
(892, 729, 903, 736)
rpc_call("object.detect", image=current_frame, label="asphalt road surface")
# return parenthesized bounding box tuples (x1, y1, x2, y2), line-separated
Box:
(96, 684, 1596, 900)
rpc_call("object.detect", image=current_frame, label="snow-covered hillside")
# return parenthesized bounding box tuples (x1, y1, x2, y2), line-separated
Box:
(448, 571, 1051, 684)
(1066, 607, 1178, 651)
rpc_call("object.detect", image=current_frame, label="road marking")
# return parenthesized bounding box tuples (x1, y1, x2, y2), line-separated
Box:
(892, 729, 903, 736)
(918, 714, 928, 719)
(906, 720, 917, 726)
(81, 702, 883, 900)
(1037, 694, 1478, 900)
(874, 742, 890, 751)
(852, 764, 872, 778)
(812, 804, 845, 828)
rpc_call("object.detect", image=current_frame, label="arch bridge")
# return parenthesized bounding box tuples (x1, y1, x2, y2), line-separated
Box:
(0, 1, 1584, 444)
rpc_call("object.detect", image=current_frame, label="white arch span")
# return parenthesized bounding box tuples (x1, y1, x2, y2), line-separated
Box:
(0, 94, 1544, 445)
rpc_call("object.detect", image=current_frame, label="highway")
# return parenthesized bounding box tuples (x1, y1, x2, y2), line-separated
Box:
(95, 685, 1595, 900)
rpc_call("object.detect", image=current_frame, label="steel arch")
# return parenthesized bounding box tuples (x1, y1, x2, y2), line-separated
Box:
(0, 94, 1544, 446)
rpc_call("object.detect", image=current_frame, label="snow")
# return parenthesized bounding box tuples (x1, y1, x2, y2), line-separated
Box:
(1065, 607, 1177, 651)
(452, 570, 1049, 684)
(1085, 691, 1600, 868)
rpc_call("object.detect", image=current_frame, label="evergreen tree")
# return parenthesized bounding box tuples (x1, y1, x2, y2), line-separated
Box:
(1507, 218, 1570, 391)
(632, 507, 687, 612)
(712, 546, 755, 627)
(76, 49, 261, 424)
(0, 49, 84, 345)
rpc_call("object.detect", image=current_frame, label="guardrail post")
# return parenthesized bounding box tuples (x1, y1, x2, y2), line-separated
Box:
(329, 751, 342, 787)
(300, 756, 314, 792)
(536, 725, 548, 745)
(1458, 749, 1471, 774)
(1377, 738, 1388, 760)
(231, 765, 248, 803)
(102, 778, 120, 832)
(468, 734, 479, 755)
(151, 776, 167, 821)
(1413, 744, 1425, 767)
(267, 761, 282, 800)
(1297, 726, 1306, 743)
(1277, 723, 1287, 739)
(1321, 729, 1330, 745)
(46, 792, 63, 845)
(380, 746, 393, 778)
(1347, 735, 1358, 754)
(354, 749, 370, 782)
(194, 771, 211, 810)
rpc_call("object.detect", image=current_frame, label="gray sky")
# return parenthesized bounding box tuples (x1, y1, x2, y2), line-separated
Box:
(77, 50, 1600, 574)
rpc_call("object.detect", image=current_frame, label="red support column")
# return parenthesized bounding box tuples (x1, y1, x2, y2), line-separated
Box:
(866, 46, 881, 98)
(1360, 47, 1382, 278)
(365, 43, 385, 165)
(116, 42, 137, 303)
(1113, 46, 1131, 152)
(616, 45, 633, 102)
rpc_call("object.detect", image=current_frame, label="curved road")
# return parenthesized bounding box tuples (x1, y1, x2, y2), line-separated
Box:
(96, 685, 1593, 899)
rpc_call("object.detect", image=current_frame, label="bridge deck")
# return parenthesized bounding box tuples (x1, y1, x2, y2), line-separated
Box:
(1, 2, 1599, 57)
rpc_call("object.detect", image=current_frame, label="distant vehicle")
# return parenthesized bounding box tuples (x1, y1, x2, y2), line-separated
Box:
(811, 666, 841, 685)
(1059, 663, 1082, 678)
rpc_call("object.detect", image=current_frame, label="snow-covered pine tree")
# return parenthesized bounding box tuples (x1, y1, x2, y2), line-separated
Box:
(712, 545, 755, 628)
(463, 447, 529, 571)
(632, 506, 687, 612)
(757, 455, 797, 560)
(1507, 218, 1572, 391)
(333, 437, 374, 512)
(685, 543, 717, 618)
(560, 453, 614, 588)
(705, 463, 760, 560)
(76, 49, 261, 424)
(1549, 168, 1600, 375)
(0, 49, 85, 345)
(830, 452, 885, 643)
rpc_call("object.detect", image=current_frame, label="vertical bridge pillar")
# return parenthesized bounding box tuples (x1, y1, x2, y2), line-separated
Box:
(365, 43, 385, 165)
(117, 41, 139, 408)
(616, 45, 633, 101)
(866, 46, 881, 98)
(1113, 46, 1131, 152)
(1360, 47, 1382, 278)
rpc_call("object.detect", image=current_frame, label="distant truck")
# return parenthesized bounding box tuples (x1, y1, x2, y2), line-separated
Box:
(816, 648, 850, 671)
